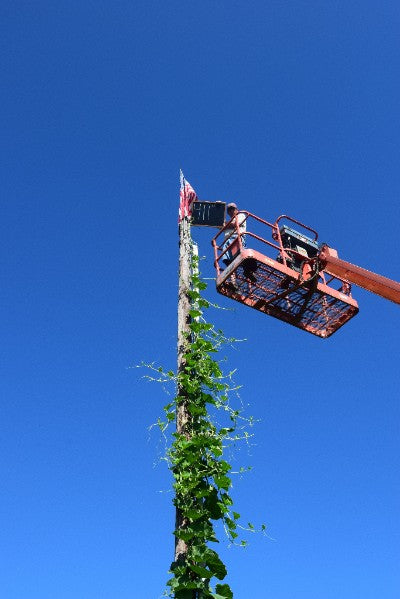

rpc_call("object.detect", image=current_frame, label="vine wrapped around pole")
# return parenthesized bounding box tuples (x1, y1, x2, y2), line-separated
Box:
(149, 176, 265, 598)
(176, 215, 194, 568)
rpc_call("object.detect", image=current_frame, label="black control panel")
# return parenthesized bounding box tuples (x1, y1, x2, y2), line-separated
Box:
(279, 225, 320, 270)
(191, 201, 226, 227)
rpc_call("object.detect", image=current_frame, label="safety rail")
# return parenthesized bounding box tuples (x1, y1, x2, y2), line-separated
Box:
(274, 214, 319, 240)
(211, 211, 354, 294)
(212, 211, 280, 276)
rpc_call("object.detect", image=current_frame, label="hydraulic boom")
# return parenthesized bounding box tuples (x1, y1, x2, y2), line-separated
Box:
(319, 245, 400, 305)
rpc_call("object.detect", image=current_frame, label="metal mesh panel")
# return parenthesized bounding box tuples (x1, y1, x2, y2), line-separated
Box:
(218, 259, 358, 338)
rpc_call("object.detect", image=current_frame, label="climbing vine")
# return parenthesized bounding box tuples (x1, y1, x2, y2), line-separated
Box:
(144, 256, 264, 598)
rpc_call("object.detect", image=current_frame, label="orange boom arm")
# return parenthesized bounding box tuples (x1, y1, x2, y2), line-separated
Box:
(319, 245, 400, 305)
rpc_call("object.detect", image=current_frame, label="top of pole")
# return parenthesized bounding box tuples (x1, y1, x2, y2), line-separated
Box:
(179, 171, 198, 224)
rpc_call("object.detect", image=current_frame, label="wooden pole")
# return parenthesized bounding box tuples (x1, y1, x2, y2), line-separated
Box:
(175, 215, 192, 566)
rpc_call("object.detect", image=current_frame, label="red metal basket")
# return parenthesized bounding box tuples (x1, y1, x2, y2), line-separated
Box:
(212, 213, 358, 338)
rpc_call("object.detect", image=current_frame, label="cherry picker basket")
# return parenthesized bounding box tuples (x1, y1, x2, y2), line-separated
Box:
(211, 213, 359, 338)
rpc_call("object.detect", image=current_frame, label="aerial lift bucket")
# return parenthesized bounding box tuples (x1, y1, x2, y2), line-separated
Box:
(212, 213, 359, 338)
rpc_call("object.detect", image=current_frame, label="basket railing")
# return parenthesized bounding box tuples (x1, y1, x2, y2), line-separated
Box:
(211, 211, 352, 294)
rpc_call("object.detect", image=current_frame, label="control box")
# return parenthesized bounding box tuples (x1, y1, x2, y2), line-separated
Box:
(191, 201, 226, 227)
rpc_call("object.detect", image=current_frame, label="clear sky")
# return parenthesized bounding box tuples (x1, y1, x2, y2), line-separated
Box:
(1, 2, 399, 598)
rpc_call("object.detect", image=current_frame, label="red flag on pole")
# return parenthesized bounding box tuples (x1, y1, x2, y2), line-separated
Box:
(179, 170, 198, 222)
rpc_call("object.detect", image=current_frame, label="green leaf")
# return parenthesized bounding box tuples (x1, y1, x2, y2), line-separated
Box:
(204, 549, 227, 580)
(204, 488, 223, 520)
(189, 309, 202, 318)
(199, 300, 210, 309)
(214, 583, 233, 598)
(220, 492, 233, 506)
(211, 445, 223, 457)
(189, 564, 213, 578)
(186, 508, 204, 521)
(188, 289, 200, 299)
(214, 475, 231, 490)
(189, 321, 202, 333)
(174, 528, 195, 541)
(219, 427, 234, 436)
(187, 403, 207, 416)
(224, 517, 237, 531)
(216, 460, 231, 475)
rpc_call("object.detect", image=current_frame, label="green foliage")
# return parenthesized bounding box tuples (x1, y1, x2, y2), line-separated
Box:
(147, 255, 264, 598)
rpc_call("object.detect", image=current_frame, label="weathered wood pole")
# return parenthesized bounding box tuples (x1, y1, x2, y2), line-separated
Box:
(175, 214, 193, 565)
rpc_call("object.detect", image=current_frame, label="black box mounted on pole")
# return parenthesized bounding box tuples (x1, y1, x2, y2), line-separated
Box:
(191, 201, 226, 227)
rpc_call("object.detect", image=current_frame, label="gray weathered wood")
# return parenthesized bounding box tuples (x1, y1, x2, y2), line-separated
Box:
(175, 216, 192, 565)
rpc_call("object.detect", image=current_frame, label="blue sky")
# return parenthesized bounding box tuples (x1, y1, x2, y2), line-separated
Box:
(1, 2, 399, 598)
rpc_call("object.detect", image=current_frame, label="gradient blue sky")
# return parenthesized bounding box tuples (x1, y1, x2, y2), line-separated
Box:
(1, 2, 399, 598)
